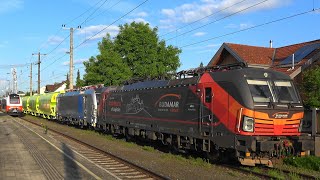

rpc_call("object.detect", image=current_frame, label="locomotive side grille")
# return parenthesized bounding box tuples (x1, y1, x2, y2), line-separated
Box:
(254, 119, 300, 135)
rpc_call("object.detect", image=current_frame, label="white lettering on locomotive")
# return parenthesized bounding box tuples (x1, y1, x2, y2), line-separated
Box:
(159, 101, 179, 108)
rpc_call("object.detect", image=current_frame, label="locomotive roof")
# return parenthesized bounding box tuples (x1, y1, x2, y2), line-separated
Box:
(116, 67, 291, 91)
(211, 67, 291, 80)
(120, 77, 200, 91)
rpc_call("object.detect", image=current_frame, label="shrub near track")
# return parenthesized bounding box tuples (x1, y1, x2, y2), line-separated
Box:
(283, 156, 320, 171)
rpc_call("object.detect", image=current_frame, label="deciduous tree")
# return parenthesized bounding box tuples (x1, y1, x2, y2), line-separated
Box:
(302, 65, 320, 107)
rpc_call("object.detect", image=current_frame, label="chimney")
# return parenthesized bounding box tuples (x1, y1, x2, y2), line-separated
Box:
(269, 40, 273, 48)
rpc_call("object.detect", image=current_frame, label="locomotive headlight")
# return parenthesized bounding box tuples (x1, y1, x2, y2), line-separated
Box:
(242, 116, 254, 132)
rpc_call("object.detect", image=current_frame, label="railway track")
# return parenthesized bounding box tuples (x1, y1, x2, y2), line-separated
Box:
(20, 116, 169, 180)
(19, 115, 318, 180)
(223, 163, 317, 180)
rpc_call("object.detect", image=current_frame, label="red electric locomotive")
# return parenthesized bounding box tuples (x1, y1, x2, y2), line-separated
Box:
(97, 63, 312, 167)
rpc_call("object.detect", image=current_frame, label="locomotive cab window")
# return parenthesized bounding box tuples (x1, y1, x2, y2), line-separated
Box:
(274, 81, 300, 103)
(205, 87, 212, 103)
(247, 79, 274, 103)
(9, 94, 20, 104)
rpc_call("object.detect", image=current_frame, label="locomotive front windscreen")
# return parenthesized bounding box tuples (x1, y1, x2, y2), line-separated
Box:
(273, 81, 300, 103)
(247, 79, 300, 103)
(247, 79, 274, 103)
(9, 94, 20, 104)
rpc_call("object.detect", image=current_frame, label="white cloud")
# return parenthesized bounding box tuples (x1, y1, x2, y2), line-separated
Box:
(125, 18, 149, 24)
(77, 25, 119, 40)
(136, 11, 148, 17)
(62, 58, 87, 66)
(161, 9, 176, 17)
(47, 36, 64, 45)
(0, 0, 23, 14)
(160, 0, 291, 24)
(225, 22, 254, 29)
(193, 32, 206, 37)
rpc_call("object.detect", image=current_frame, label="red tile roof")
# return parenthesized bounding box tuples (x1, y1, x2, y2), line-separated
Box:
(45, 81, 66, 92)
(226, 43, 275, 65)
(209, 39, 320, 76)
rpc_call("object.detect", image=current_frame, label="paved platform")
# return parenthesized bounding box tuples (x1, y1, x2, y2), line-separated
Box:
(0, 114, 47, 180)
(0, 113, 112, 180)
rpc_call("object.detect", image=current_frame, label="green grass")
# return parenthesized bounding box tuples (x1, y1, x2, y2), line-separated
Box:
(283, 156, 320, 171)
(142, 145, 155, 152)
(161, 153, 212, 168)
(267, 169, 285, 180)
(288, 172, 300, 180)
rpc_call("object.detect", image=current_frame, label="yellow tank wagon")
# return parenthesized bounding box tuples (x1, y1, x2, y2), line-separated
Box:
(22, 96, 30, 114)
(38, 92, 61, 119)
(29, 95, 40, 116)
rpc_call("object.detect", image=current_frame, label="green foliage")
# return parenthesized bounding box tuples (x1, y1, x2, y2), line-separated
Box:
(83, 34, 132, 86)
(302, 66, 320, 107)
(83, 22, 181, 86)
(283, 156, 320, 171)
(76, 69, 84, 87)
(66, 73, 70, 89)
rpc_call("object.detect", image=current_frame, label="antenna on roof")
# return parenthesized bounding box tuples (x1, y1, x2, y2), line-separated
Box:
(176, 62, 247, 79)
(287, 53, 295, 71)
(292, 53, 295, 69)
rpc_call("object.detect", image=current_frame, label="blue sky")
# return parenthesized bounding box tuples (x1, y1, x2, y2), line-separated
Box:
(0, 0, 319, 94)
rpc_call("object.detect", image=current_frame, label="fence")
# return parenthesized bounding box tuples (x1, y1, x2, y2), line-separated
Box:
(302, 108, 319, 135)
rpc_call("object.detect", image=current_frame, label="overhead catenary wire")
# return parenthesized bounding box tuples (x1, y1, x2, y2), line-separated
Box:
(75, 0, 150, 49)
(36, 0, 109, 63)
(159, 0, 249, 38)
(166, 0, 269, 42)
(41, 0, 149, 74)
(180, 8, 320, 48)
(79, 0, 111, 26)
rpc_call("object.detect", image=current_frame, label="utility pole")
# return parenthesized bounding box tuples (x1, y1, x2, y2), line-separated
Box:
(29, 63, 33, 96)
(70, 27, 74, 89)
(32, 52, 46, 94)
(12, 68, 17, 94)
(63, 25, 80, 90)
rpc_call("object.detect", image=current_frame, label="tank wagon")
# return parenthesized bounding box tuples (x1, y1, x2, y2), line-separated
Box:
(38, 92, 60, 119)
(28, 95, 40, 116)
(22, 96, 30, 114)
(96, 63, 312, 167)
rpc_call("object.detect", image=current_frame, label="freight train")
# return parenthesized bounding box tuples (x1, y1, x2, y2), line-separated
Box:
(1, 93, 23, 116)
(21, 63, 314, 167)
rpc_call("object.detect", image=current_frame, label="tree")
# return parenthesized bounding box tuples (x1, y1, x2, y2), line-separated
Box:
(83, 34, 132, 86)
(302, 65, 320, 107)
(83, 22, 181, 86)
(199, 62, 204, 68)
(76, 69, 84, 87)
(66, 73, 70, 89)
(114, 22, 181, 79)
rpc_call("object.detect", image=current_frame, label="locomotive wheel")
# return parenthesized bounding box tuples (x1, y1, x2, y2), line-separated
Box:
(169, 138, 180, 154)
(125, 128, 133, 142)
(206, 149, 220, 163)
